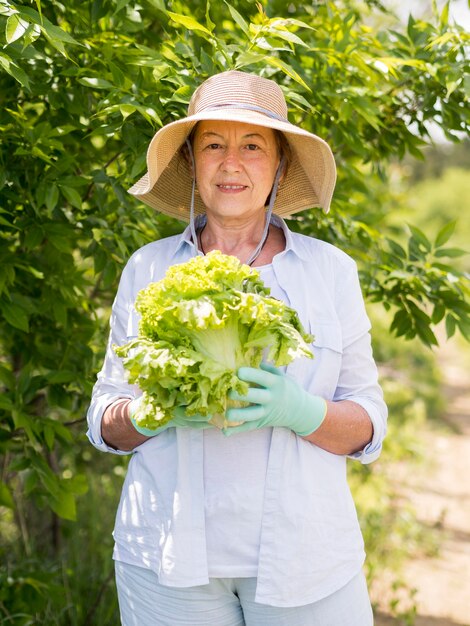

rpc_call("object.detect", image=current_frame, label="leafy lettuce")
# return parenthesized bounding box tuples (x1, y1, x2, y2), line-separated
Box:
(114, 251, 313, 429)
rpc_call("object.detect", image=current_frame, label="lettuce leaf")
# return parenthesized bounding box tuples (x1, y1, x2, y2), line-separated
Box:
(114, 251, 313, 429)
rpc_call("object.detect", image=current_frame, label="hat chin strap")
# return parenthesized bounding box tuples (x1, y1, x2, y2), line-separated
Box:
(186, 138, 201, 256)
(244, 156, 284, 267)
(186, 138, 284, 267)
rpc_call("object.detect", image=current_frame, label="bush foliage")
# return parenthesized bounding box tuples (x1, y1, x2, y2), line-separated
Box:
(0, 0, 469, 622)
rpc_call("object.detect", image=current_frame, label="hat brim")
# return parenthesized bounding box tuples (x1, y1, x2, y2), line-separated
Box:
(128, 108, 336, 221)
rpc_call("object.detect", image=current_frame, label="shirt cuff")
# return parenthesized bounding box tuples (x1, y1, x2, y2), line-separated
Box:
(86, 393, 134, 455)
(346, 397, 387, 464)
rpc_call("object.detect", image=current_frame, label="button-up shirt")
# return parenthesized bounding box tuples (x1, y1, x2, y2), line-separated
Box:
(86, 216, 387, 607)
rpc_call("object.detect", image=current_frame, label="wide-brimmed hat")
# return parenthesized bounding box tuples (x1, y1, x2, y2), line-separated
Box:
(128, 70, 336, 220)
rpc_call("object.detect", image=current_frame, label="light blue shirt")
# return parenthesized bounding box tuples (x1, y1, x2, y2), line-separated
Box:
(86, 216, 387, 607)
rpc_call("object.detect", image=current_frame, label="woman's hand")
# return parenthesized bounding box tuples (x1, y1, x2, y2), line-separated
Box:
(223, 363, 327, 437)
(130, 398, 214, 437)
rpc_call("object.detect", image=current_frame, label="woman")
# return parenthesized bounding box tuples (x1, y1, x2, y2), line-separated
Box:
(87, 70, 387, 625)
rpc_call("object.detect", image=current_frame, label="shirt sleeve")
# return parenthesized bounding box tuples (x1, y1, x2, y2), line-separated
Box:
(333, 259, 388, 464)
(86, 257, 139, 455)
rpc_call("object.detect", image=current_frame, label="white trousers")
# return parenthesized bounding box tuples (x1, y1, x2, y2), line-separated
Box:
(115, 561, 374, 626)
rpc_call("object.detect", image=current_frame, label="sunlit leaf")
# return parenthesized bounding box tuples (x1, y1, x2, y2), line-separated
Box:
(78, 76, 114, 89)
(5, 14, 29, 44)
(167, 11, 213, 37)
(0, 51, 31, 88)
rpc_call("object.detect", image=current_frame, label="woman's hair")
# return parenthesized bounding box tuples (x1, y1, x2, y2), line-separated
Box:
(273, 130, 291, 179)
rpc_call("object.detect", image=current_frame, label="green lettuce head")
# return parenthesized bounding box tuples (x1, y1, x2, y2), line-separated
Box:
(115, 251, 313, 429)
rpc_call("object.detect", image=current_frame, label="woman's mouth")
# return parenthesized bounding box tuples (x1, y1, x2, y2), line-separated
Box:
(217, 184, 247, 192)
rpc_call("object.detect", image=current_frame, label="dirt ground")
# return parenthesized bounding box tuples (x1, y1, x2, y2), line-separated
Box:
(372, 339, 470, 626)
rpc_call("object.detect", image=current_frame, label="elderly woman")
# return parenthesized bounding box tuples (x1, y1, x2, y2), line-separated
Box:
(87, 70, 387, 626)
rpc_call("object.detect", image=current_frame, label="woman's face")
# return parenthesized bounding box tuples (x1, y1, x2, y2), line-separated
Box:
(193, 120, 280, 221)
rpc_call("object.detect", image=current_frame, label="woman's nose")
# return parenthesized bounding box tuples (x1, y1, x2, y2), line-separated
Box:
(221, 147, 242, 171)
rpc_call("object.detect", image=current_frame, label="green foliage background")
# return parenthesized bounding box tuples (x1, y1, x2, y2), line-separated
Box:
(0, 0, 468, 623)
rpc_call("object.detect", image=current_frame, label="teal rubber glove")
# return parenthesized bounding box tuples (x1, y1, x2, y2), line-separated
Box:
(129, 397, 213, 437)
(224, 363, 327, 437)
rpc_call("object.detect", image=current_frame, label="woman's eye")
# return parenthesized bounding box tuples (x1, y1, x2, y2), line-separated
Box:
(206, 143, 221, 150)
(246, 144, 259, 151)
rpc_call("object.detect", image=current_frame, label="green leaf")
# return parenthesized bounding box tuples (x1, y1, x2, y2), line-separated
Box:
(44, 424, 55, 451)
(43, 224, 73, 253)
(47, 370, 76, 384)
(167, 11, 213, 37)
(50, 489, 76, 521)
(434, 220, 456, 248)
(18, 6, 80, 45)
(78, 76, 114, 89)
(0, 396, 14, 411)
(377, 57, 428, 72)
(433, 262, 460, 274)
(0, 364, 15, 388)
(5, 14, 29, 44)
(0, 215, 15, 229)
(109, 61, 126, 87)
(200, 48, 215, 74)
(351, 96, 383, 132)
(61, 185, 82, 209)
(152, 62, 170, 82)
(26, 266, 44, 280)
(414, 313, 438, 346)
(46, 184, 59, 212)
(24, 226, 44, 250)
(390, 309, 410, 338)
(34, 0, 42, 20)
(408, 225, 432, 253)
(264, 56, 311, 92)
(1, 301, 29, 332)
(0, 482, 14, 509)
(205, 0, 215, 32)
(67, 473, 89, 495)
(386, 238, 407, 259)
(143, 0, 166, 10)
(170, 84, 193, 104)
(224, 1, 249, 35)
(42, 34, 66, 57)
(266, 24, 308, 48)
(440, 1, 450, 26)
(445, 314, 456, 338)
(114, 0, 129, 15)
(30, 454, 59, 496)
(434, 247, 466, 258)
(22, 22, 41, 48)
(284, 89, 313, 111)
(0, 51, 31, 89)
(273, 17, 315, 31)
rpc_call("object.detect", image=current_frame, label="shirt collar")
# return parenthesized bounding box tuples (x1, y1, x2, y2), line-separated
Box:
(173, 213, 309, 262)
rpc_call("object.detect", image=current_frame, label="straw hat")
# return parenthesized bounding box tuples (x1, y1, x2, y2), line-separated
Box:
(128, 70, 336, 220)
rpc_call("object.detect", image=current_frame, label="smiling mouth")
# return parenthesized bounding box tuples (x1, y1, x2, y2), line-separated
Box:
(217, 184, 247, 190)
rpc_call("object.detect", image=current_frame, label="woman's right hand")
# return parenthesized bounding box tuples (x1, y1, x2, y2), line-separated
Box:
(129, 397, 213, 436)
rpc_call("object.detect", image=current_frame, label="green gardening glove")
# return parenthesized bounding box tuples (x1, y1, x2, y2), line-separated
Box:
(224, 362, 327, 437)
(129, 397, 214, 437)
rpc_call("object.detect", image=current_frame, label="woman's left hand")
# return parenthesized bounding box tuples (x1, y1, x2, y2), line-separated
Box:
(223, 363, 327, 437)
